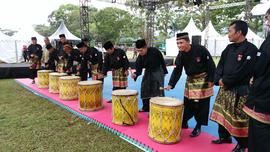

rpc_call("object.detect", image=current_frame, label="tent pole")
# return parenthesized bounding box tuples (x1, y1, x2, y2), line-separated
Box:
(15, 40, 18, 63)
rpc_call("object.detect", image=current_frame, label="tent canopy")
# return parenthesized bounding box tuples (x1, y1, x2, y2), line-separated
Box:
(12, 27, 44, 42)
(49, 21, 81, 40)
(182, 17, 202, 37)
(202, 21, 222, 39)
(251, 1, 270, 16)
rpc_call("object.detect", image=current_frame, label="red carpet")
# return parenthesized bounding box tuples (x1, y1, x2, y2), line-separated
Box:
(15, 78, 235, 152)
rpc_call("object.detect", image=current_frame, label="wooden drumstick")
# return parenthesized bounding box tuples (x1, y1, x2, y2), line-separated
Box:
(159, 87, 164, 90)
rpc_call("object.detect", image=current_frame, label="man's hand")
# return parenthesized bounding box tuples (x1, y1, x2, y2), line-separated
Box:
(131, 73, 136, 79)
(208, 82, 214, 88)
(165, 85, 172, 90)
(124, 70, 129, 76)
(219, 79, 224, 87)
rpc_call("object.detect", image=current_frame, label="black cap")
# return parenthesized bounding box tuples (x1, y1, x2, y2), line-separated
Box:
(176, 32, 189, 40)
(135, 39, 147, 49)
(59, 34, 66, 38)
(103, 41, 114, 50)
(31, 37, 37, 40)
(76, 42, 86, 48)
(46, 44, 53, 50)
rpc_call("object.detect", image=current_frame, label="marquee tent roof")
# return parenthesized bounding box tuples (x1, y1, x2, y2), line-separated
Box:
(49, 21, 80, 40)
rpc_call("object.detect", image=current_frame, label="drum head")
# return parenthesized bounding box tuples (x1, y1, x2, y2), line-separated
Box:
(38, 70, 52, 73)
(49, 72, 67, 76)
(150, 97, 183, 106)
(59, 76, 80, 80)
(78, 80, 102, 85)
(112, 89, 137, 96)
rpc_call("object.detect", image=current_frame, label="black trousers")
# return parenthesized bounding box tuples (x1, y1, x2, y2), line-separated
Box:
(248, 117, 270, 152)
(182, 97, 210, 126)
(142, 98, 150, 112)
(218, 124, 248, 148)
(30, 69, 38, 80)
(113, 87, 126, 91)
(80, 71, 88, 81)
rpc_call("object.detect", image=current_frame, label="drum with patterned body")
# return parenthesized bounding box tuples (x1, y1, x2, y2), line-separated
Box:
(59, 76, 80, 100)
(49, 73, 67, 93)
(37, 70, 52, 88)
(78, 80, 103, 111)
(148, 97, 184, 144)
(112, 89, 138, 125)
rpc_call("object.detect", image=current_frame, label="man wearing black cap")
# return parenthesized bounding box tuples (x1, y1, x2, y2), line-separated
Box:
(131, 39, 168, 112)
(45, 44, 59, 71)
(56, 34, 72, 57)
(28, 37, 43, 84)
(81, 38, 104, 81)
(165, 32, 216, 137)
(76, 42, 91, 81)
(103, 41, 130, 102)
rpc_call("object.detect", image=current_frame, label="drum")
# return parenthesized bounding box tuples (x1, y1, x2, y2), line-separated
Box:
(112, 89, 138, 125)
(78, 80, 103, 111)
(49, 73, 67, 93)
(59, 76, 80, 100)
(148, 97, 184, 144)
(37, 70, 52, 88)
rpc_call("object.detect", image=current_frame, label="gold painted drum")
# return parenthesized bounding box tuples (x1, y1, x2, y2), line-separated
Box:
(37, 70, 52, 88)
(148, 97, 184, 144)
(49, 73, 67, 93)
(112, 89, 138, 125)
(78, 80, 103, 111)
(59, 76, 80, 100)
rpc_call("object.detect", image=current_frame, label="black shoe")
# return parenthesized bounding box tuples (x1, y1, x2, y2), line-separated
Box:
(107, 100, 112, 103)
(182, 122, 188, 129)
(31, 80, 35, 84)
(232, 144, 246, 152)
(211, 137, 232, 144)
(190, 128, 201, 137)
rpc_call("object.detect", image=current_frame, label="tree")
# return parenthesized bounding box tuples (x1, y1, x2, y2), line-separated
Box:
(92, 7, 141, 43)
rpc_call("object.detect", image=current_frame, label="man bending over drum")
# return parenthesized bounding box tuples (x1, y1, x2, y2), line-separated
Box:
(102, 41, 130, 103)
(131, 39, 168, 112)
(165, 32, 216, 137)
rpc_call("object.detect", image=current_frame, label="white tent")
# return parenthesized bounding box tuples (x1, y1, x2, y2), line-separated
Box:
(49, 21, 81, 40)
(11, 27, 44, 63)
(251, 1, 270, 16)
(0, 31, 17, 63)
(166, 18, 202, 56)
(182, 17, 202, 38)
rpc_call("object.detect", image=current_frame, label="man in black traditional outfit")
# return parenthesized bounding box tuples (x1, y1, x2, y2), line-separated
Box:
(28, 37, 43, 84)
(82, 38, 104, 81)
(56, 34, 72, 57)
(243, 9, 270, 152)
(165, 32, 216, 137)
(102, 41, 130, 102)
(76, 42, 91, 81)
(131, 39, 168, 112)
(210, 20, 258, 152)
(45, 44, 59, 71)
(62, 44, 79, 75)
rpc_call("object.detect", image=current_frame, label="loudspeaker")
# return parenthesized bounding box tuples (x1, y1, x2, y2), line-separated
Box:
(192, 35, 201, 45)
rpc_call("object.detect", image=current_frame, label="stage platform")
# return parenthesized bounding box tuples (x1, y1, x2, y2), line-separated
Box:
(0, 57, 174, 79)
(15, 78, 235, 152)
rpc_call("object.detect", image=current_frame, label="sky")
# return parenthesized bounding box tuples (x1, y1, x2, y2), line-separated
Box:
(0, 0, 128, 30)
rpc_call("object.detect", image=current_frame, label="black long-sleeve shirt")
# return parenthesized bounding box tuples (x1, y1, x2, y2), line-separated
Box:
(134, 47, 168, 79)
(28, 44, 43, 60)
(89, 47, 103, 71)
(102, 48, 129, 75)
(63, 49, 80, 73)
(214, 39, 258, 89)
(46, 49, 59, 71)
(169, 45, 216, 88)
(246, 36, 270, 114)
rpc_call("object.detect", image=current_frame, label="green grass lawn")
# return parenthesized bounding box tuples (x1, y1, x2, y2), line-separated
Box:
(0, 79, 142, 152)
